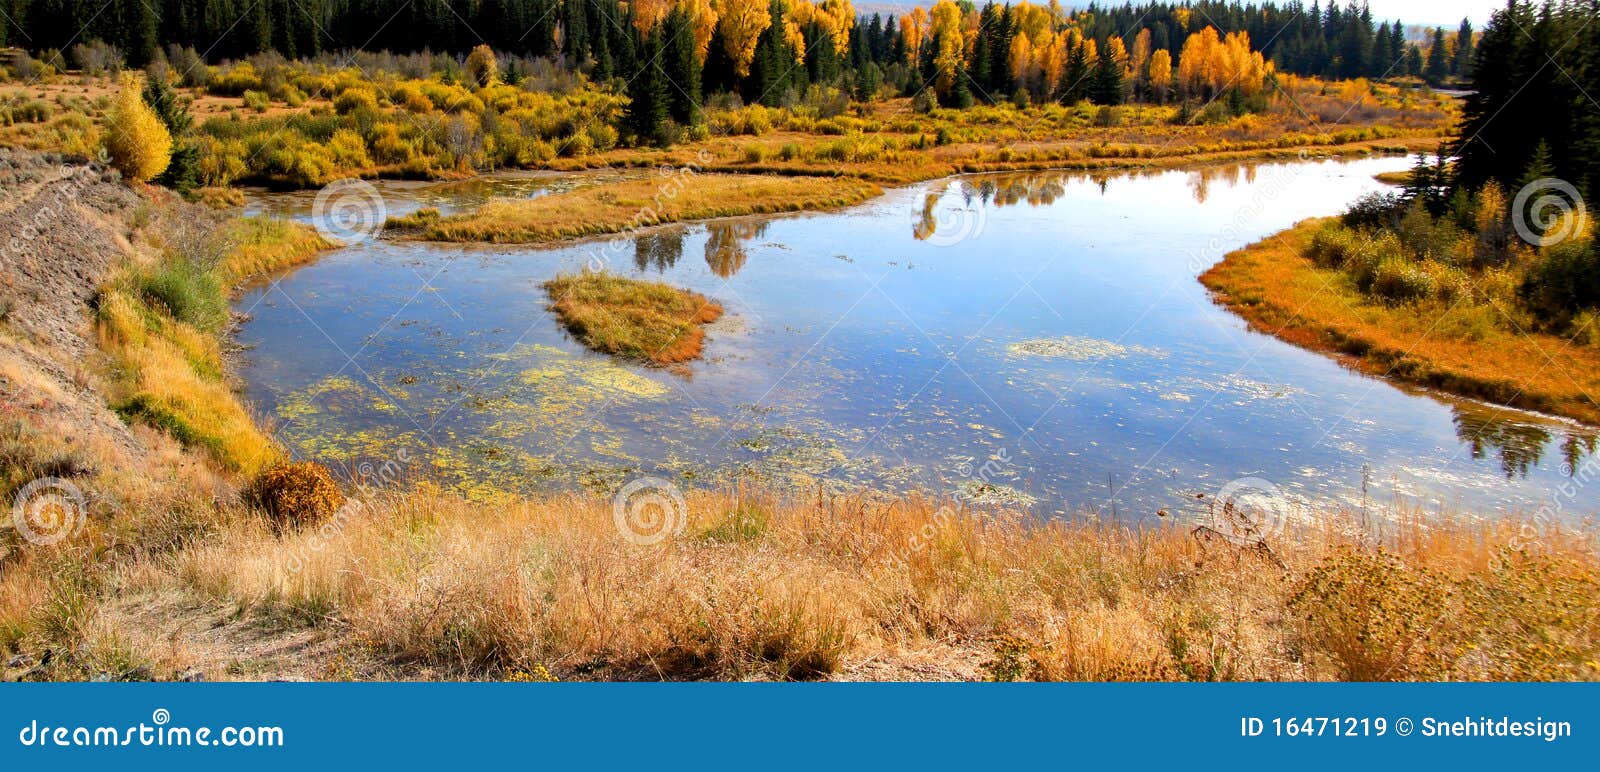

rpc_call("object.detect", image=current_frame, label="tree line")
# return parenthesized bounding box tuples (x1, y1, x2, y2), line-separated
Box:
(5, 0, 1476, 115)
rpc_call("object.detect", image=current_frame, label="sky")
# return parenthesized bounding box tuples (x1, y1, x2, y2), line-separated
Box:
(1364, 1, 1504, 25)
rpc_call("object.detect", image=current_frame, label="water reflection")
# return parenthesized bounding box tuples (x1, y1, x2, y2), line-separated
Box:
(705, 221, 767, 278)
(912, 165, 1296, 242)
(1452, 403, 1596, 479)
(634, 228, 685, 272)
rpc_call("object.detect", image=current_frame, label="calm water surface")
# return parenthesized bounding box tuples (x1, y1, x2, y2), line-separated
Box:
(235, 158, 1597, 520)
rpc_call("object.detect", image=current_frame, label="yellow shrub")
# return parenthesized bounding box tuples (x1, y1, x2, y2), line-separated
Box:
(466, 44, 500, 88)
(103, 74, 172, 183)
(248, 462, 346, 530)
(327, 129, 372, 168)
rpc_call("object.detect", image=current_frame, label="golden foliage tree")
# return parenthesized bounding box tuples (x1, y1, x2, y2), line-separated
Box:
(465, 44, 499, 88)
(713, 0, 772, 77)
(930, 0, 965, 94)
(1148, 48, 1173, 102)
(104, 73, 172, 183)
(1176, 27, 1271, 99)
(633, 0, 674, 31)
(901, 6, 929, 66)
(680, 0, 720, 60)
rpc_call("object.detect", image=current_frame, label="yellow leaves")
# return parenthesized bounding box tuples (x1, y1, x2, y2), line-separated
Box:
(931, 0, 965, 94)
(1176, 26, 1271, 99)
(790, 0, 854, 57)
(465, 44, 499, 88)
(713, 0, 771, 77)
(103, 73, 172, 183)
(631, 0, 674, 32)
(681, 0, 720, 61)
(1149, 49, 1173, 95)
(901, 7, 929, 66)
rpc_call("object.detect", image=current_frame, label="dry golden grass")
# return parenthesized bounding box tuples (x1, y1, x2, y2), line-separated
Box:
(217, 216, 335, 286)
(398, 173, 882, 243)
(1201, 219, 1600, 424)
(79, 484, 1594, 682)
(543, 272, 723, 365)
(95, 214, 329, 473)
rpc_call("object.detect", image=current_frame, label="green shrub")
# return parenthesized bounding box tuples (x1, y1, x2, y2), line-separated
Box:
(248, 461, 345, 530)
(1522, 239, 1600, 324)
(138, 258, 226, 331)
(1370, 256, 1436, 303)
(1309, 224, 1360, 268)
(242, 90, 271, 112)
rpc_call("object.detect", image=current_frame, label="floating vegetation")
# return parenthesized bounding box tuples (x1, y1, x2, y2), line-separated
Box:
(1006, 335, 1165, 361)
(958, 480, 1038, 507)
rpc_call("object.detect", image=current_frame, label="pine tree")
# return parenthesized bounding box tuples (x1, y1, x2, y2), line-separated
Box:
(1424, 27, 1450, 84)
(625, 26, 670, 146)
(663, 7, 703, 126)
(1090, 42, 1123, 105)
(1453, 19, 1475, 78)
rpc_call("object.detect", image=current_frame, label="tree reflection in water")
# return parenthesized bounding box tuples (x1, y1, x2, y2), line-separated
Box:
(1452, 403, 1597, 479)
(633, 228, 685, 273)
(705, 221, 767, 278)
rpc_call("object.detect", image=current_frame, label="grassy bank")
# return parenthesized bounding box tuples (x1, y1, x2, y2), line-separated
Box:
(544, 273, 723, 366)
(6, 483, 1595, 682)
(1201, 219, 1600, 424)
(96, 210, 332, 473)
(394, 173, 881, 244)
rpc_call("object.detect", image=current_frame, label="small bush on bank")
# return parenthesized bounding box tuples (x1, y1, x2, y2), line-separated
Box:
(248, 462, 345, 530)
(138, 257, 226, 332)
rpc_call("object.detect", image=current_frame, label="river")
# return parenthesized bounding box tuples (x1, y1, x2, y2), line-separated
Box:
(234, 156, 1597, 521)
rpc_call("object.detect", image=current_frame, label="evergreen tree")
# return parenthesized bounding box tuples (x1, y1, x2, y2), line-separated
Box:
(663, 7, 703, 126)
(625, 26, 670, 146)
(1090, 42, 1123, 105)
(1453, 19, 1475, 77)
(1424, 27, 1450, 84)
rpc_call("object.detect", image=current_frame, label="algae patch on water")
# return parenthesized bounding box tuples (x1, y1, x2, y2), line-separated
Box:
(1006, 335, 1164, 361)
(269, 342, 673, 500)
